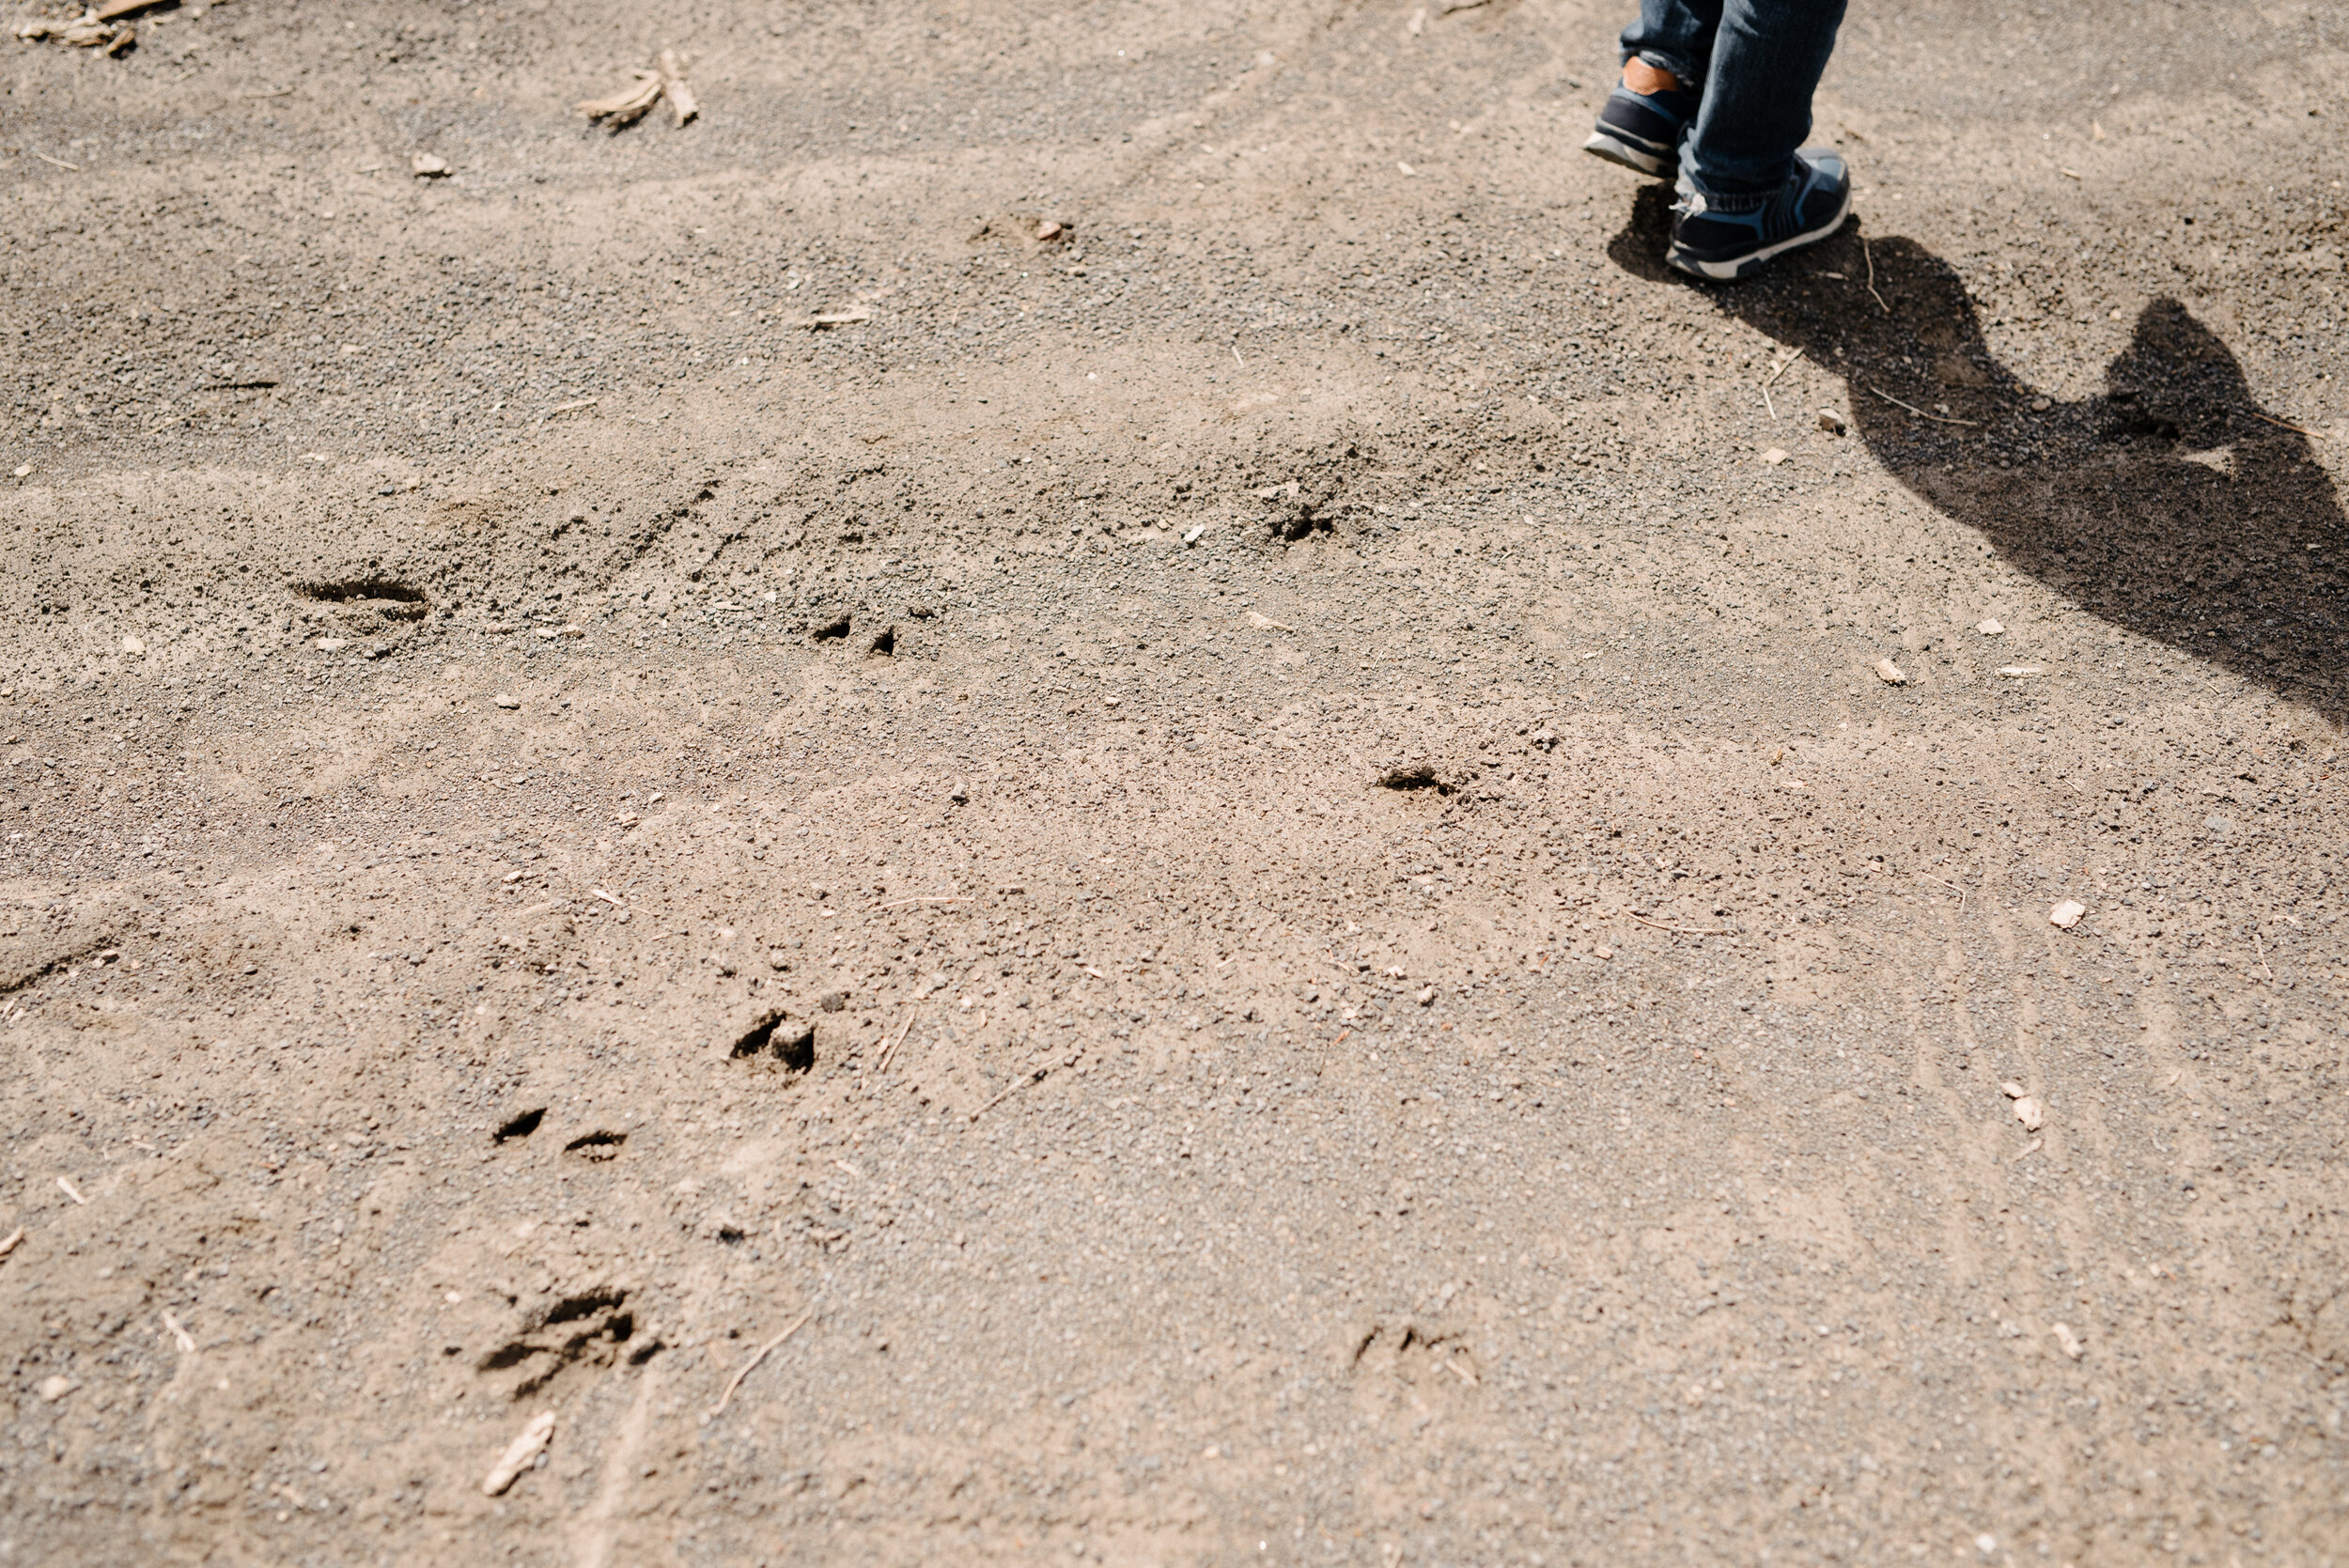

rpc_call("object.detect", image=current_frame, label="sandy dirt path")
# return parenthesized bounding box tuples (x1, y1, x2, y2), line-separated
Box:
(3, 1, 2346, 1562)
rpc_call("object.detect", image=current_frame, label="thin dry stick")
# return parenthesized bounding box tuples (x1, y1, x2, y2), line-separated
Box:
(708, 1312, 810, 1420)
(1868, 385, 1981, 427)
(1920, 873, 1966, 908)
(1764, 349, 1805, 388)
(967, 1062, 1051, 1124)
(875, 1012, 917, 1074)
(1861, 235, 1889, 314)
(878, 894, 968, 910)
(32, 151, 80, 172)
(2249, 410, 2322, 441)
(2253, 931, 2274, 983)
(1762, 384, 1778, 419)
(1623, 910, 1736, 937)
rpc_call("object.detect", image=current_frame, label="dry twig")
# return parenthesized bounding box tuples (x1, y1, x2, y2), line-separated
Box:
(968, 1059, 1054, 1123)
(1623, 910, 1736, 937)
(1868, 385, 1981, 427)
(708, 1313, 811, 1420)
(875, 1012, 917, 1074)
(1861, 235, 1889, 314)
(2249, 410, 2322, 441)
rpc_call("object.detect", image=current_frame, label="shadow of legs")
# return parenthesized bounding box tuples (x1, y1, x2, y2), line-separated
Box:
(1605, 194, 2348, 722)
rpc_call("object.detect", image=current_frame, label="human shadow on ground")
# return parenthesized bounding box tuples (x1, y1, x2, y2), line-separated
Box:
(1608, 186, 2349, 726)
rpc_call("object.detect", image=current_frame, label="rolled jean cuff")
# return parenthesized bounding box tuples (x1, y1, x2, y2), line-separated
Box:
(1686, 161, 1797, 207)
(1624, 47, 1705, 86)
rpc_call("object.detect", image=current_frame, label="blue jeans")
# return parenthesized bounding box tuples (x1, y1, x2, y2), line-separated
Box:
(1620, 0, 1846, 204)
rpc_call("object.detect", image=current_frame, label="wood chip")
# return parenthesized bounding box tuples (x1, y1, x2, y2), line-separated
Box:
(2048, 899, 2087, 928)
(1874, 657, 1906, 685)
(0, 1229, 21, 1259)
(1245, 610, 1295, 631)
(2013, 1095, 2045, 1132)
(482, 1410, 555, 1495)
(2050, 1322, 2084, 1359)
(410, 153, 452, 178)
(1997, 664, 2044, 678)
(1976, 618, 2003, 634)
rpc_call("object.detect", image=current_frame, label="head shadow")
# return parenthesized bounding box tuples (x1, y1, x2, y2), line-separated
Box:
(1609, 185, 2348, 726)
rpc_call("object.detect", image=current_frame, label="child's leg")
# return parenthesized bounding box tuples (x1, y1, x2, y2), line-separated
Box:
(1584, 0, 1714, 179)
(1617, 0, 1723, 94)
(1680, 0, 1847, 201)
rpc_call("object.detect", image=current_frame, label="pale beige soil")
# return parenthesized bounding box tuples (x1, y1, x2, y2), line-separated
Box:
(3, 2, 2347, 1565)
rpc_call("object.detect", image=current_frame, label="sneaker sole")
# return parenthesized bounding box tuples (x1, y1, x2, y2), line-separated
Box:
(1666, 186, 1852, 281)
(1581, 129, 1677, 181)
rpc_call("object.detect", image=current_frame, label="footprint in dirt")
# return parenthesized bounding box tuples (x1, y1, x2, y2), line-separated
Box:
(1609, 189, 2348, 723)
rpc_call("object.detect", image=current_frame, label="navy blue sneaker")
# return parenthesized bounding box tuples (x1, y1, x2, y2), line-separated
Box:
(1581, 74, 1699, 180)
(1665, 148, 1852, 281)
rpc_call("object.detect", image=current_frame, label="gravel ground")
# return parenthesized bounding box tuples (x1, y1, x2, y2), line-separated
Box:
(2, 2, 2345, 1564)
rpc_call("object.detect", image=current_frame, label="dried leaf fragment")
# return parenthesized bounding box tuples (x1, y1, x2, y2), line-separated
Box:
(483, 1410, 555, 1496)
(658, 50, 698, 126)
(578, 70, 663, 128)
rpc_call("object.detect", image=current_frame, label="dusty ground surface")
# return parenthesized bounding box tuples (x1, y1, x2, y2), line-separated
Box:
(3, 1, 2347, 1563)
